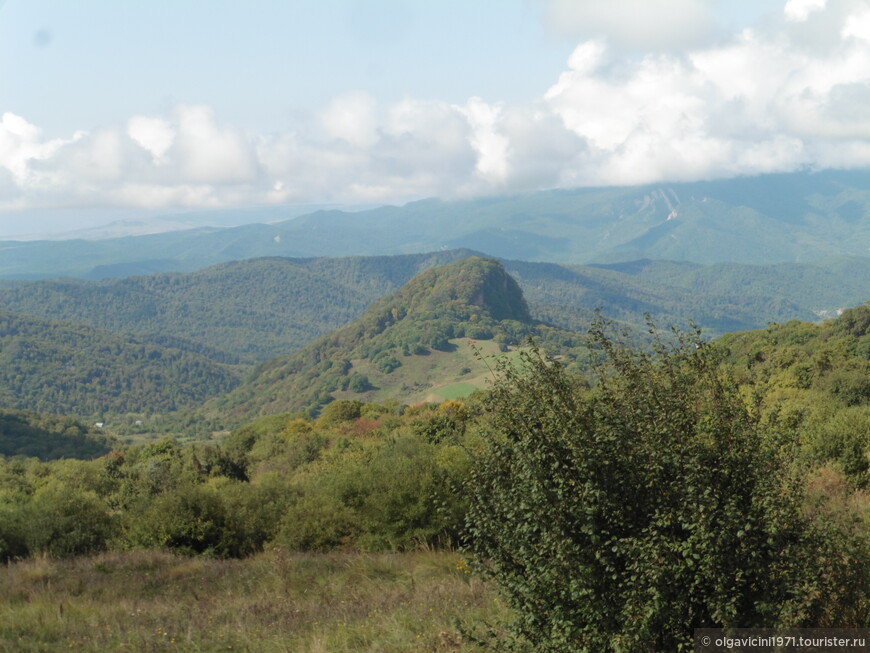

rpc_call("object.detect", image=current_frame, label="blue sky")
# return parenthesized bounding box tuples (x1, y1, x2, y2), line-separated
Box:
(1, 1, 575, 136)
(1, 0, 868, 236)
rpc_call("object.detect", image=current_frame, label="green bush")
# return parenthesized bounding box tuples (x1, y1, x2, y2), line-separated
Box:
(124, 485, 226, 556)
(273, 493, 362, 551)
(213, 475, 294, 557)
(272, 433, 462, 552)
(23, 484, 115, 558)
(317, 399, 363, 426)
(0, 503, 28, 562)
(464, 328, 868, 651)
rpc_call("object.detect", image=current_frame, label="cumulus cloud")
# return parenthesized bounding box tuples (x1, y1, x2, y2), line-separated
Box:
(127, 116, 175, 164)
(174, 105, 257, 184)
(842, 6, 870, 40)
(539, 0, 720, 51)
(539, 0, 870, 185)
(321, 91, 380, 148)
(2, 0, 870, 213)
(785, 0, 827, 22)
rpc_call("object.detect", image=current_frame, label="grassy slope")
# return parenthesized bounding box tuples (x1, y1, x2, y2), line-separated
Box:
(0, 550, 504, 653)
(330, 338, 524, 405)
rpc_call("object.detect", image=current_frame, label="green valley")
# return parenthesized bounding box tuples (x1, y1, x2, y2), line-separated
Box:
(1, 300, 868, 650)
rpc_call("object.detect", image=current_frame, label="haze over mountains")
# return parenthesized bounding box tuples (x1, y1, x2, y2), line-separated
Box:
(2, 170, 869, 279)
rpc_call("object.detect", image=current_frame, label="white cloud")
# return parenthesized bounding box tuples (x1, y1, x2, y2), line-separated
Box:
(785, 0, 827, 22)
(321, 91, 379, 148)
(0, 113, 76, 186)
(842, 7, 870, 40)
(538, 1, 870, 186)
(2, 0, 870, 214)
(540, 0, 719, 51)
(174, 105, 256, 184)
(127, 116, 175, 164)
(461, 98, 510, 185)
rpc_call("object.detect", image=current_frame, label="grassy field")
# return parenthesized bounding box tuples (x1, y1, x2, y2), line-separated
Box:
(431, 383, 480, 400)
(0, 550, 505, 652)
(331, 338, 528, 407)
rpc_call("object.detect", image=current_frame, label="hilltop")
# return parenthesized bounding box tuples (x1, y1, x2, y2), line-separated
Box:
(206, 257, 577, 420)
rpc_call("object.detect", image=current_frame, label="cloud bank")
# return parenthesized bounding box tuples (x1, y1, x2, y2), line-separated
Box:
(2, 0, 870, 212)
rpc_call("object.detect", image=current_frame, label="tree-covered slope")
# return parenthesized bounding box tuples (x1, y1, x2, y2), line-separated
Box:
(0, 251, 480, 363)
(206, 258, 582, 421)
(0, 411, 114, 460)
(0, 310, 241, 417)
(717, 302, 870, 405)
(716, 303, 870, 486)
(0, 251, 866, 365)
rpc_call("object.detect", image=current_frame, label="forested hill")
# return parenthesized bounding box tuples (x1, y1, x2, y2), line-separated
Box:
(715, 303, 870, 485)
(0, 251, 866, 364)
(718, 302, 870, 411)
(0, 250, 479, 363)
(0, 411, 114, 460)
(0, 310, 241, 417)
(1, 170, 868, 279)
(205, 257, 577, 421)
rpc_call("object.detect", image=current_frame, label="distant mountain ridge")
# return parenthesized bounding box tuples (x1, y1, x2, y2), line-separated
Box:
(0, 251, 866, 368)
(1, 169, 868, 279)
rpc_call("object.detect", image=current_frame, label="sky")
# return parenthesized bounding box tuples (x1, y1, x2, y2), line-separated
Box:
(1, 0, 869, 237)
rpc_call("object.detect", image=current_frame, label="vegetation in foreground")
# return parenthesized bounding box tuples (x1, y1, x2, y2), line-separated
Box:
(465, 322, 869, 651)
(0, 549, 503, 652)
(0, 303, 868, 650)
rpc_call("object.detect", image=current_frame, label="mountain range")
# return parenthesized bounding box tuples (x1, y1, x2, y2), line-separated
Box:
(1, 170, 868, 279)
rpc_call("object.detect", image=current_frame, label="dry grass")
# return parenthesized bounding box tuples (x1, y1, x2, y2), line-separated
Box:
(0, 549, 506, 652)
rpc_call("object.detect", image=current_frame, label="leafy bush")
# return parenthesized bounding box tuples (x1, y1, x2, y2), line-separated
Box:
(317, 399, 363, 426)
(124, 484, 226, 556)
(23, 484, 115, 558)
(464, 327, 867, 651)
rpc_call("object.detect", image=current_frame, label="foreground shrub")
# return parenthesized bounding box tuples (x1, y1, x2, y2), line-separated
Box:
(464, 326, 869, 651)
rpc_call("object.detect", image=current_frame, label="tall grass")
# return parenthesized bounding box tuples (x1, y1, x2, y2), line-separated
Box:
(0, 549, 505, 652)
